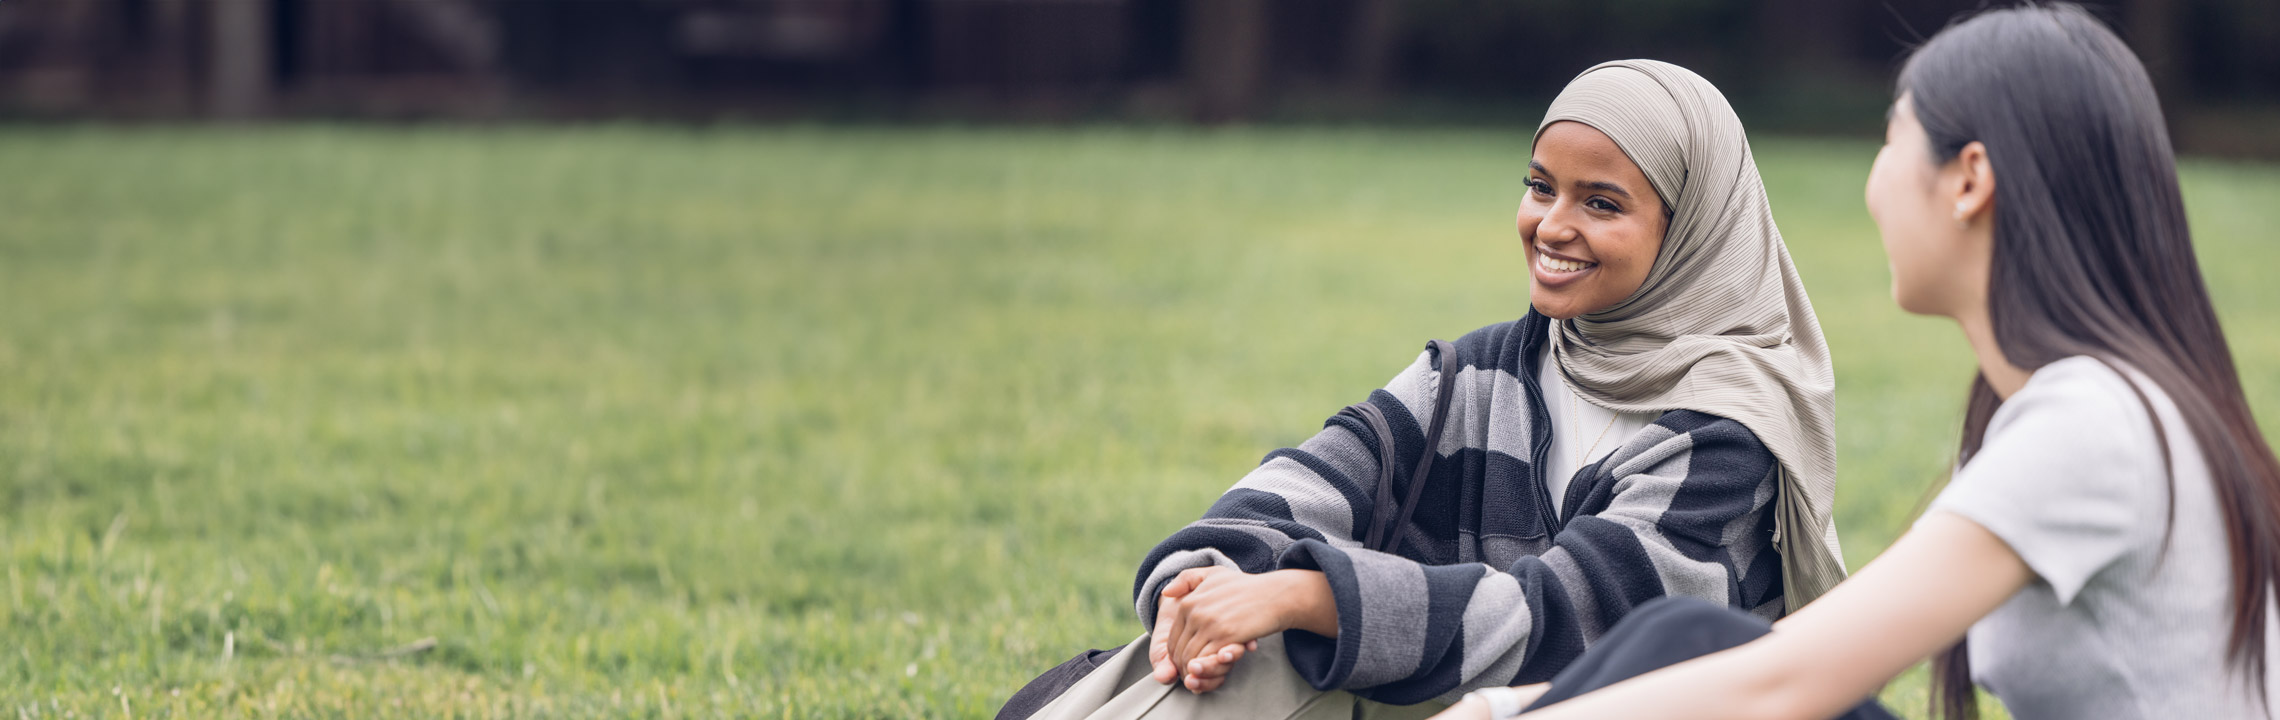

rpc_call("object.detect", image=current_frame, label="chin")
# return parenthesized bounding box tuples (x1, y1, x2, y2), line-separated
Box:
(1890, 285, 1943, 318)
(1530, 297, 1583, 320)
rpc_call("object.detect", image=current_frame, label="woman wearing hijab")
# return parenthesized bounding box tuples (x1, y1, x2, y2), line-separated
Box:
(997, 59, 1844, 720)
(1436, 6, 2280, 720)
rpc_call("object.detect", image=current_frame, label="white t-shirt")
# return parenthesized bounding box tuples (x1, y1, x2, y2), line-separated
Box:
(1537, 350, 1656, 516)
(1924, 356, 2279, 719)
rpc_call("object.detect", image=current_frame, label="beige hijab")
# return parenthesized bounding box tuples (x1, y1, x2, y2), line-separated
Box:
(1536, 60, 1845, 612)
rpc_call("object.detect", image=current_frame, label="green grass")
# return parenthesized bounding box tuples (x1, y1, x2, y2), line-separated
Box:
(4, 125, 2277, 718)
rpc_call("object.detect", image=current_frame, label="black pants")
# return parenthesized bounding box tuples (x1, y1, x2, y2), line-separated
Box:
(1524, 596, 1900, 719)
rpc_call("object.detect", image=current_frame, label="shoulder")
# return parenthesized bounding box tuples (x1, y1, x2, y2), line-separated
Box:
(1649, 409, 1766, 446)
(1933, 357, 2177, 602)
(1375, 318, 1534, 418)
(1986, 356, 2164, 454)
(1448, 314, 1547, 375)
(1641, 410, 1772, 460)
(1944, 356, 2172, 516)
(1605, 410, 1775, 480)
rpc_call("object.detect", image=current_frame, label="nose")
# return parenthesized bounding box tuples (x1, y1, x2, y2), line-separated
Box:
(1534, 201, 1582, 246)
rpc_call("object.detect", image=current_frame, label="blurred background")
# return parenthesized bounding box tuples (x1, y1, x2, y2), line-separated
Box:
(4, 0, 2278, 150)
(2, 2, 2277, 718)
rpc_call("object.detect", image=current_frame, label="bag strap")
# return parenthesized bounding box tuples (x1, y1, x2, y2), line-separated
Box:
(1391, 339, 1461, 554)
(1336, 401, 1402, 552)
(1339, 339, 1461, 555)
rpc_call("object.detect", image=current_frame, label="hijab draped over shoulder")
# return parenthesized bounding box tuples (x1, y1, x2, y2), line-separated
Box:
(1537, 60, 1846, 611)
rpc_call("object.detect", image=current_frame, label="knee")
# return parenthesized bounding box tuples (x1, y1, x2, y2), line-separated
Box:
(1623, 595, 1769, 643)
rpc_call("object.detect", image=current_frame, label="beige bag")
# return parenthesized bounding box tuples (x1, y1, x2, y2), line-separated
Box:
(1025, 633, 1445, 720)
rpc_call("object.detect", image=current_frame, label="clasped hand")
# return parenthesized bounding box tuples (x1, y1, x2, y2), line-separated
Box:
(1147, 567, 1337, 694)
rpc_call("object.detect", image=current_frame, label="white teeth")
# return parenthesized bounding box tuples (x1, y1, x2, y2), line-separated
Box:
(1536, 250, 1594, 273)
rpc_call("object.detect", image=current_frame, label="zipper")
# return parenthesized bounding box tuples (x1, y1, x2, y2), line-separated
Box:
(1519, 317, 1567, 537)
(1562, 456, 1598, 521)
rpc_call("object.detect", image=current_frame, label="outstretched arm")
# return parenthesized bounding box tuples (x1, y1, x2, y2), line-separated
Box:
(1468, 512, 2029, 720)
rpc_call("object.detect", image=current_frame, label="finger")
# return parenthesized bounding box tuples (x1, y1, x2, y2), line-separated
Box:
(1153, 638, 1177, 683)
(1151, 596, 1176, 656)
(1190, 640, 1243, 678)
(1169, 597, 1206, 679)
(1247, 640, 1259, 652)
(1150, 597, 1181, 684)
(1186, 654, 1218, 681)
(1171, 604, 1207, 675)
(1185, 628, 1203, 678)
(1187, 650, 1235, 682)
(1164, 566, 1217, 600)
(1216, 642, 1246, 665)
(1187, 643, 1232, 676)
(1190, 674, 1226, 694)
(1181, 633, 1225, 681)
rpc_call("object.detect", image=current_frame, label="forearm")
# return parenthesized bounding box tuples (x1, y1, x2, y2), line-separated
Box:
(1515, 640, 1812, 720)
(1274, 540, 1531, 701)
(1521, 513, 2035, 719)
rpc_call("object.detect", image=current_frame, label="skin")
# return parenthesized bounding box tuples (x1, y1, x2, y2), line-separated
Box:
(1151, 121, 1670, 694)
(1521, 121, 1672, 320)
(1431, 94, 2036, 720)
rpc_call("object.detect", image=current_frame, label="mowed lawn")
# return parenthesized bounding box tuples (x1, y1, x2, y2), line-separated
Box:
(3, 125, 2276, 718)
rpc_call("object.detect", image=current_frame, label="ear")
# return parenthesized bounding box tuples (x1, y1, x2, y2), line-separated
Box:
(1950, 141, 1997, 228)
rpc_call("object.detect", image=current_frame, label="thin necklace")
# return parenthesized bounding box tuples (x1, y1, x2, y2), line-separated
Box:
(1564, 373, 1620, 470)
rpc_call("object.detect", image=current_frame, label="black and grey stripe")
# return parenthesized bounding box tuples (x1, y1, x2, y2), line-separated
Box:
(1134, 311, 1785, 705)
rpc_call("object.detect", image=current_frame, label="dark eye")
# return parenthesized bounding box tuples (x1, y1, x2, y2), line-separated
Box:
(1587, 197, 1620, 212)
(1527, 179, 1553, 196)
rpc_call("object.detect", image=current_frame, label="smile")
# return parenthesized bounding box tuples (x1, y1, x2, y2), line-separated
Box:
(1534, 246, 1597, 274)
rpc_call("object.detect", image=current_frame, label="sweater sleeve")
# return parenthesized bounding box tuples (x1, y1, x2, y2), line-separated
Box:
(1131, 346, 1447, 630)
(1272, 411, 1782, 705)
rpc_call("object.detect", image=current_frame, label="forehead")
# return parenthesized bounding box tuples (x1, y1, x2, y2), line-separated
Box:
(1532, 121, 1645, 180)
(1887, 94, 1920, 132)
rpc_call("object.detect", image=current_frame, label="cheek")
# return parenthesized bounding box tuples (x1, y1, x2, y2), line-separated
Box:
(1515, 204, 1544, 240)
(1864, 152, 1893, 222)
(1864, 160, 1951, 310)
(1866, 156, 1925, 255)
(1599, 221, 1663, 288)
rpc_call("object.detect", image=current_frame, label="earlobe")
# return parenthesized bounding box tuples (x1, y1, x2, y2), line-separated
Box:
(1952, 141, 1997, 226)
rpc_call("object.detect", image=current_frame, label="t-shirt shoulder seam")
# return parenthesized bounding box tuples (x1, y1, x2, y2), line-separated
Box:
(2012, 357, 2163, 448)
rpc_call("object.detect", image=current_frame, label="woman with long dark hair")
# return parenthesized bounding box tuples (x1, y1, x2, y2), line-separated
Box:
(1429, 4, 2280, 720)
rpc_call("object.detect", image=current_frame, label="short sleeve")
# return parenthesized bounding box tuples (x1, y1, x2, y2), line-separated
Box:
(1925, 358, 2169, 605)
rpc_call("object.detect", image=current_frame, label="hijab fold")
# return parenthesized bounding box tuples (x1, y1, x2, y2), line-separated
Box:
(1537, 60, 1846, 612)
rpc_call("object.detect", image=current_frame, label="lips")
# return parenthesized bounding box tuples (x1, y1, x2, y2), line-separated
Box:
(1534, 244, 1597, 274)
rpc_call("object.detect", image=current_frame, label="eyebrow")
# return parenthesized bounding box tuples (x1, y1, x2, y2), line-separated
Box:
(1581, 180, 1635, 200)
(1528, 161, 1636, 201)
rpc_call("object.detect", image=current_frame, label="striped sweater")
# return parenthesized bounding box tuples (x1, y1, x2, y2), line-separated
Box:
(1133, 311, 1786, 705)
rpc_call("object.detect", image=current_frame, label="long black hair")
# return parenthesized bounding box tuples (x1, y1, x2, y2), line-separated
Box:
(1898, 4, 2280, 718)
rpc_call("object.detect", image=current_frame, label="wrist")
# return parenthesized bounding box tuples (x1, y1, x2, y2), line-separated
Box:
(1462, 687, 1527, 719)
(1271, 569, 1340, 636)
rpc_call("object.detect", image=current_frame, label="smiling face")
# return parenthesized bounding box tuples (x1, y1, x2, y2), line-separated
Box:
(1519, 121, 1670, 319)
